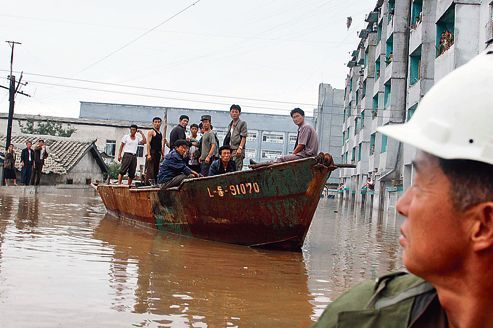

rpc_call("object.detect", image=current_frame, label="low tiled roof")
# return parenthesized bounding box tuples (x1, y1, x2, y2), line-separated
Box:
(0, 134, 105, 175)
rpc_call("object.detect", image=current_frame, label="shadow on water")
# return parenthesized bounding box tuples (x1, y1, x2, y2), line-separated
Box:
(0, 188, 404, 327)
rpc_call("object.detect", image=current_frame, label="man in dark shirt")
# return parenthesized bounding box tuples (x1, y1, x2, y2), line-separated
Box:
(31, 139, 49, 185)
(169, 115, 189, 149)
(20, 140, 35, 185)
(209, 145, 236, 176)
(145, 117, 165, 184)
(157, 139, 199, 189)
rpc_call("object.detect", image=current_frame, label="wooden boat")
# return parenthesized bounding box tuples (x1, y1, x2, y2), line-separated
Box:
(96, 153, 337, 251)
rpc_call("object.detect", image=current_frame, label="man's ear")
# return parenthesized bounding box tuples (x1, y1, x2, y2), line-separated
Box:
(470, 202, 493, 252)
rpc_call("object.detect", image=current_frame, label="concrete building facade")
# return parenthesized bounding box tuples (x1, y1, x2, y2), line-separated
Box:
(314, 84, 345, 186)
(340, 0, 493, 213)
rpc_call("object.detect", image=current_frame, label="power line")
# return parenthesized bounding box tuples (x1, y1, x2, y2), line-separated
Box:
(76, 0, 202, 74)
(0, 70, 318, 106)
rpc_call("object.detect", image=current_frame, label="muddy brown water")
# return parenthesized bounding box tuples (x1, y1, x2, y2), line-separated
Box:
(0, 188, 403, 327)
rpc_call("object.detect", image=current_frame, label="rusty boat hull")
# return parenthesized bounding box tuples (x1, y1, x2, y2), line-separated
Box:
(96, 154, 334, 251)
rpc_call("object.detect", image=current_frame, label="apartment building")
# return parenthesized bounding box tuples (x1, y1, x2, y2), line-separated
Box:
(340, 0, 493, 212)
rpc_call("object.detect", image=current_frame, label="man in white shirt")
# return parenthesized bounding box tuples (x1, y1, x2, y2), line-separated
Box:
(117, 124, 147, 185)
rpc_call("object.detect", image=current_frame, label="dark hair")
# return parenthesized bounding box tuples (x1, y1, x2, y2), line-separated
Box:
(230, 104, 241, 112)
(130, 124, 138, 129)
(290, 108, 305, 117)
(38, 139, 44, 143)
(190, 123, 199, 129)
(179, 115, 190, 121)
(174, 139, 189, 148)
(219, 145, 232, 155)
(438, 158, 493, 211)
(198, 122, 203, 129)
(152, 117, 162, 122)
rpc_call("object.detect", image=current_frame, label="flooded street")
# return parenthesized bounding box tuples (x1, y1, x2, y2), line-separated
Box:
(0, 188, 403, 327)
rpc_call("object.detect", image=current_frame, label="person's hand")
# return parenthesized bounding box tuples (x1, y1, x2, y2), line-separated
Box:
(205, 156, 211, 164)
(191, 171, 199, 178)
(198, 158, 203, 164)
(236, 147, 243, 157)
(161, 153, 164, 160)
(146, 154, 152, 161)
(118, 155, 122, 162)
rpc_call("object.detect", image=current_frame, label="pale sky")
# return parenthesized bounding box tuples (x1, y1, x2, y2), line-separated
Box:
(0, 0, 375, 118)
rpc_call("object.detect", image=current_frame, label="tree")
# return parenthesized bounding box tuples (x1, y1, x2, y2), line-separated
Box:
(18, 119, 76, 137)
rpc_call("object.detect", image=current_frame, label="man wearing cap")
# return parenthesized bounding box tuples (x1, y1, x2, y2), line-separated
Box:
(169, 115, 189, 149)
(157, 139, 199, 189)
(315, 50, 493, 327)
(224, 104, 247, 171)
(198, 115, 217, 177)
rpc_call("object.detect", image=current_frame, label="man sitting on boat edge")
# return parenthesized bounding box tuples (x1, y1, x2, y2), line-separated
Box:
(250, 108, 319, 168)
(157, 139, 199, 189)
(209, 145, 236, 176)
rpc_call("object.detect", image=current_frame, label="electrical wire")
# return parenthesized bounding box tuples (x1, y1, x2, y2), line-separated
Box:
(76, 0, 202, 75)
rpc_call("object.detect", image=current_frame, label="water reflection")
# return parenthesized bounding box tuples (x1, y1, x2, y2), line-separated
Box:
(0, 188, 404, 327)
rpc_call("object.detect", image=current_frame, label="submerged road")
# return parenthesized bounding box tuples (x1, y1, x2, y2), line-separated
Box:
(0, 187, 403, 327)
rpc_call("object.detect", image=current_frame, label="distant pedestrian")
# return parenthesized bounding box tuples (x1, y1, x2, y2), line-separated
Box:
(20, 140, 34, 185)
(224, 104, 247, 171)
(187, 123, 201, 173)
(145, 117, 165, 185)
(31, 139, 49, 186)
(3, 144, 17, 186)
(118, 124, 147, 185)
(169, 115, 189, 149)
(158, 139, 199, 189)
(198, 115, 217, 177)
(209, 145, 236, 176)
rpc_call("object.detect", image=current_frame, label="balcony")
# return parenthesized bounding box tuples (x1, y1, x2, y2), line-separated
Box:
(407, 80, 421, 106)
(485, 21, 493, 45)
(409, 20, 423, 54)
(384, 60, 393, 83)
(435, 43, 455, 82)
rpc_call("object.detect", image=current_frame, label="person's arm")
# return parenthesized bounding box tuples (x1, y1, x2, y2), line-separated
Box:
(147, 130, 154, 161)
(206, 143, 216, 164)
(237, 121, 247, 157)
(138, 130, 146, 145)
(118, 141, 125, 161)
(293, 144, 305, 155)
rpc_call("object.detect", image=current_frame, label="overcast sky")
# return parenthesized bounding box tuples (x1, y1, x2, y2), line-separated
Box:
(0, 0, 375, 118)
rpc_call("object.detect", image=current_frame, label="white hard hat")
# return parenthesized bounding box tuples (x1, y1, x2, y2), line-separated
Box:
(377, 49, 493, 165)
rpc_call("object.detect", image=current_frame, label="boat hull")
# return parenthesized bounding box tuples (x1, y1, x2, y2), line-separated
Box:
(97, 154, 334, 251)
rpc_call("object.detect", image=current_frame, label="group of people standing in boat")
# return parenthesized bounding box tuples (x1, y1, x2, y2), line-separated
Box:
(117, 104, 319, 189)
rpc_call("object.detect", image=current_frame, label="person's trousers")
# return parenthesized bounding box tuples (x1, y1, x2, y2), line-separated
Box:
(145, 152, 161, 184)
(160, 174, 188, 189)
(200, 163, 211, 177)
(21, 165, 33, 185)
(31, 164, 43, 185)
(232, 150, 245, 171)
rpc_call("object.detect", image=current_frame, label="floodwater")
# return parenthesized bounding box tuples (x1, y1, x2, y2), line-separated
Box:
(0, 188, 404, 327)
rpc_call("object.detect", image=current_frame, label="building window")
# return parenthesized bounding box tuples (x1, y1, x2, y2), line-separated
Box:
(384, 82, 391, 109)
(375, 57, 381, 80)
(86, 178, 92, 185)
(372, 94, 379, 119)
(66, 178, 73, 185)
(381, 134, 388, 153)
(351, 147, 356, 163)
(407, 104, 418, 121)
(377, 22, 382, 40)
(358, 143, 362, 161)
(386, 35, 393, 64)
(370, 133, 376, 155)
(261, 150, 282, 159)
(288, 133, 297, 144)
(136, 145, 144, 158)
(105, 140, 116, 156)
(362, 79, 367, 98)
(410, 0, 423, 29)
(436, 5, 455, 57)
(247, 130, 258, 142)
(410, 46, 422, 85)
(262, 132, 284, 144)
(361, 111, 365, 128)
(245, 149, 257, 159)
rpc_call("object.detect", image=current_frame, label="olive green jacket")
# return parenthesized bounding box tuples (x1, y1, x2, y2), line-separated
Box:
(314, 272, 448, 328)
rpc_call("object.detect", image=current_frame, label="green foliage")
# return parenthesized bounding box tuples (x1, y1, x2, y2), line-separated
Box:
(18, 119, 76, 137)
(107, 162, 121, 180)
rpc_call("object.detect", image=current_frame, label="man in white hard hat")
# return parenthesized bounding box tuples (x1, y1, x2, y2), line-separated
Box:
(315, 49, 493, 327)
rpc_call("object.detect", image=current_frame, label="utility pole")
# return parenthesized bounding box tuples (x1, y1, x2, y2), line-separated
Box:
(1, 41, 30, 150)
